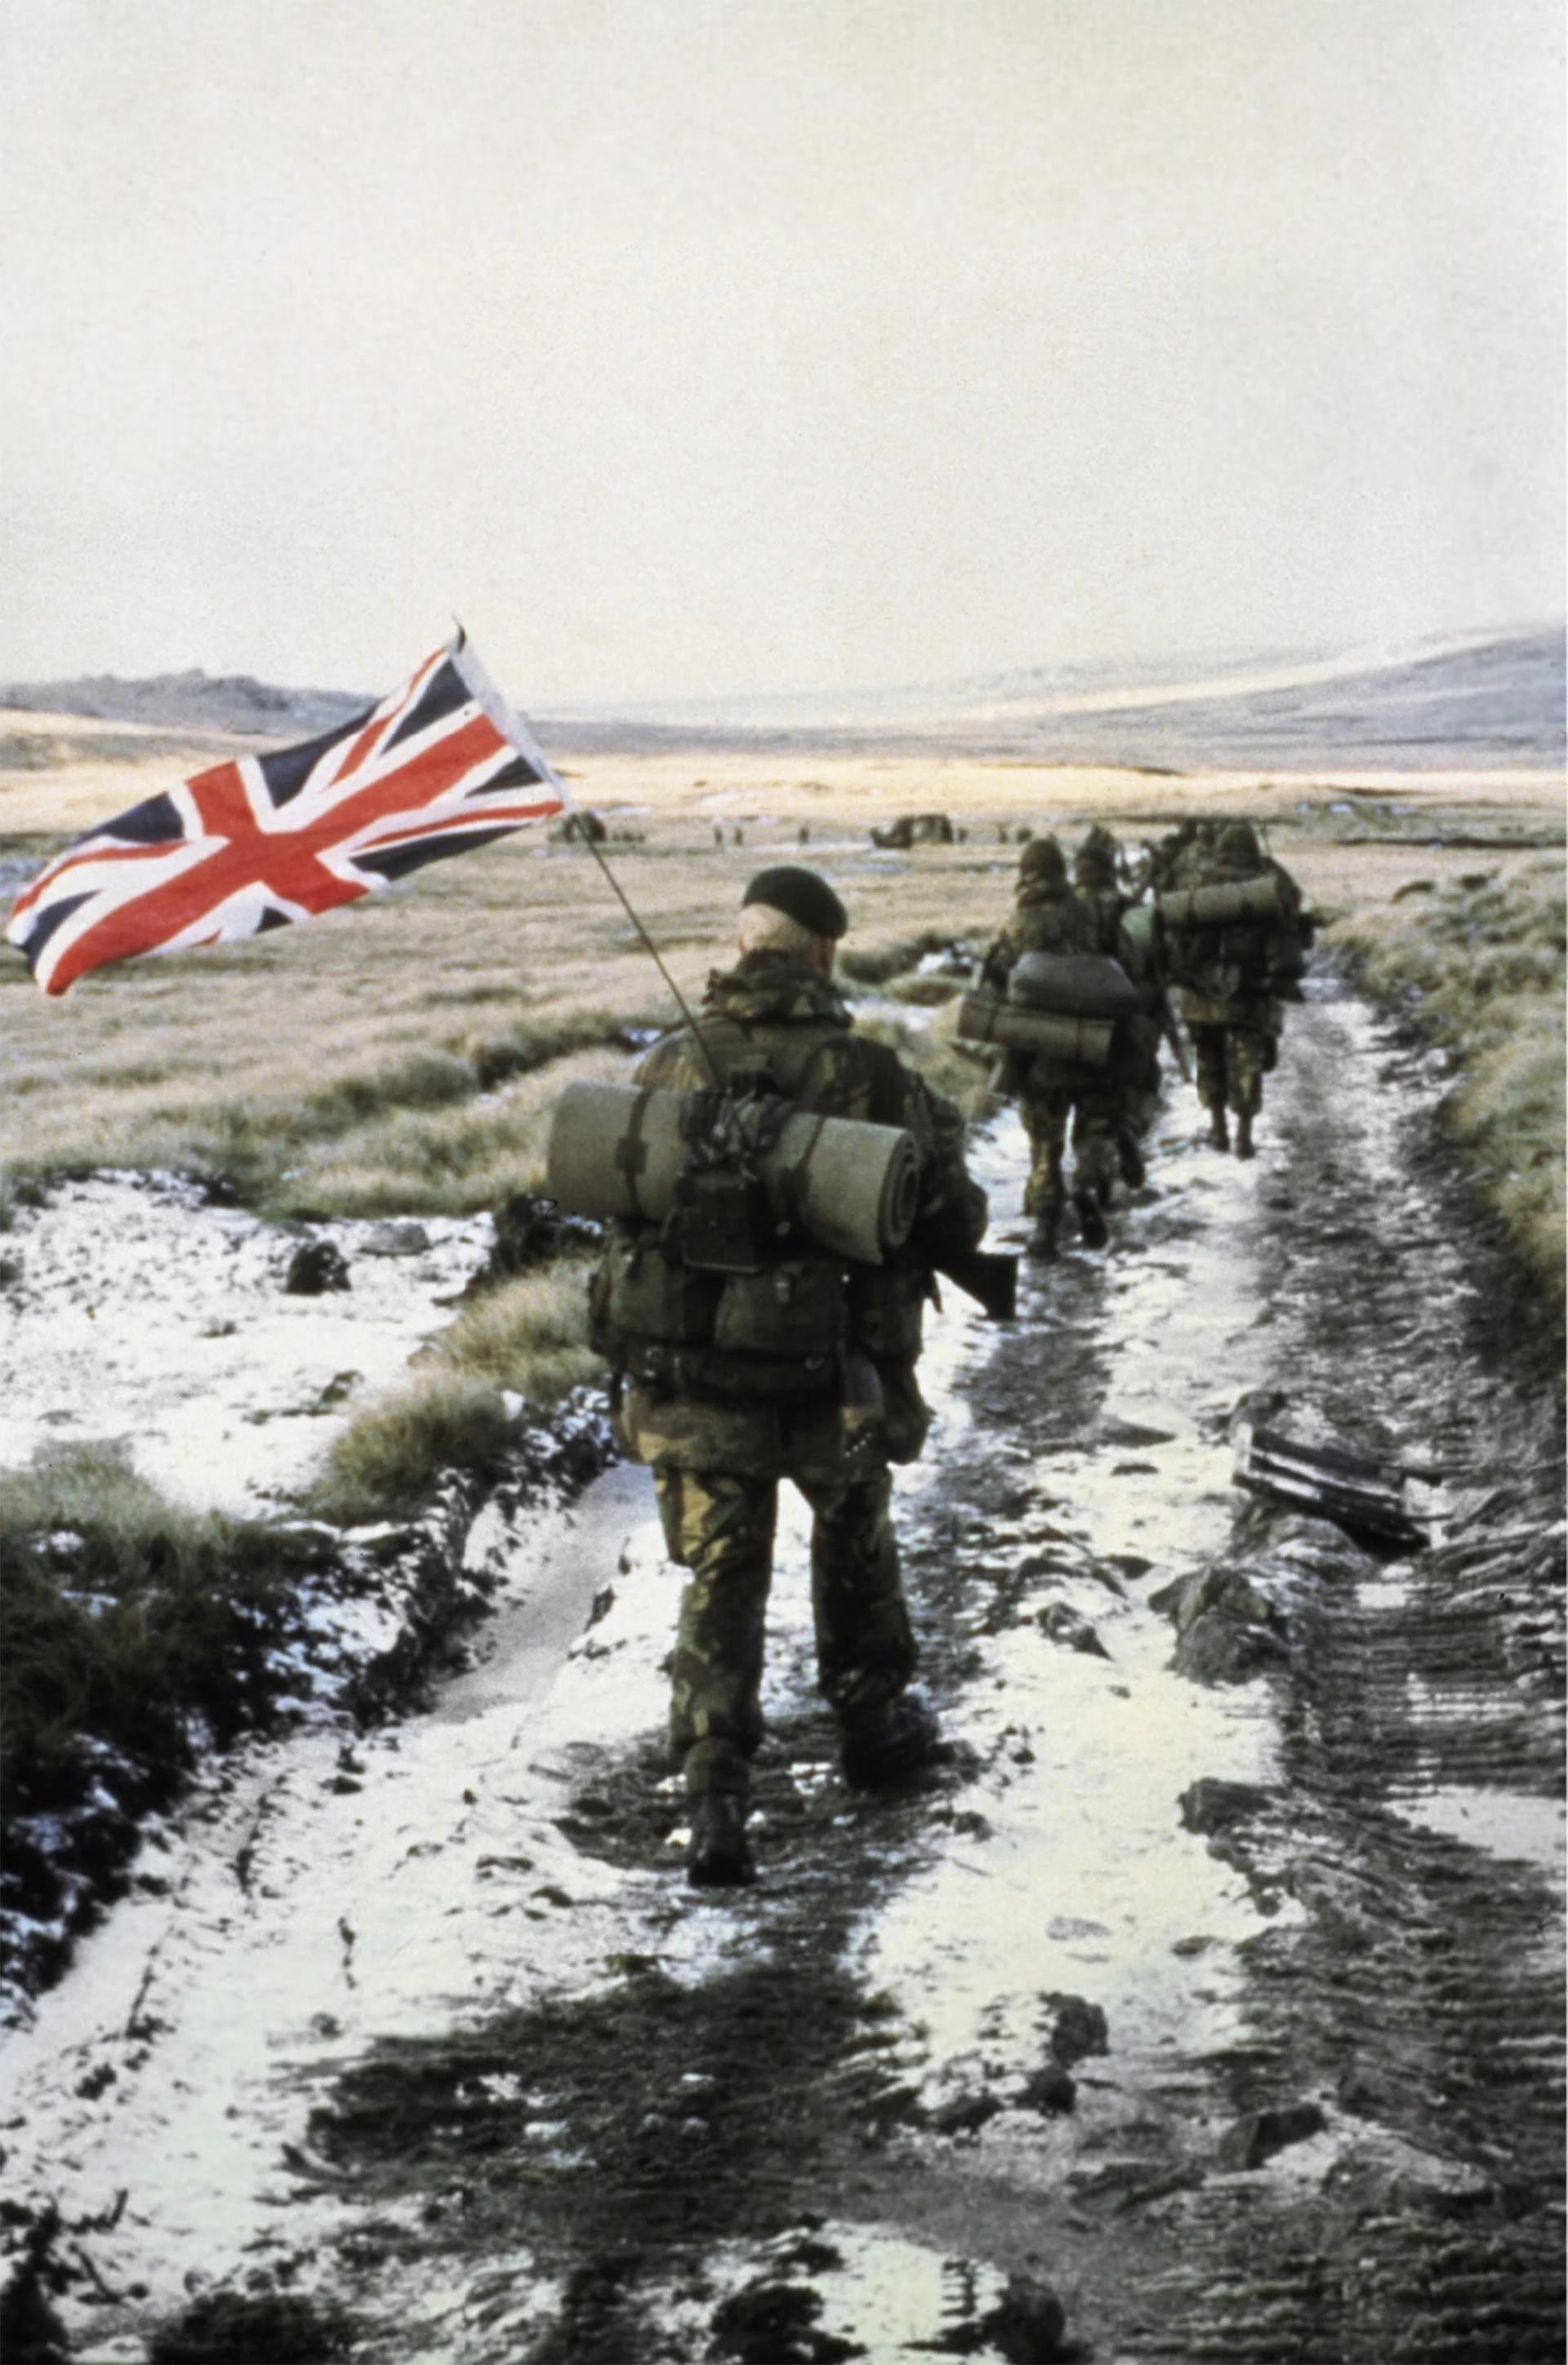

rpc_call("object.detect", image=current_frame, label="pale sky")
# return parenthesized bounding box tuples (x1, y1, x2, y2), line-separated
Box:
(2, 0, 1561, 703)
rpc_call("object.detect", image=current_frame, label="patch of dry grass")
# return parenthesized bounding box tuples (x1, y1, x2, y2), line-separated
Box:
(1327, 859, 1565, 1305)
(307, 1368, 519, 1524)
(308, 1266, 604, 1524)
(1, 1442, 319, 1851)
(425, 1265, 603, 1394)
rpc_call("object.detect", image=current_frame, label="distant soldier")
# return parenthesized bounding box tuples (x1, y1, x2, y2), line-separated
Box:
(1160, 821, 1310, 1157)
(1071, 826, 1163, 1190)
(979, 837, 1109, 1258)
(591, 867, 989, 1887)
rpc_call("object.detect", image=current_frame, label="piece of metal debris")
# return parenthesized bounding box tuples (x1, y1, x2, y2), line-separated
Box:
(1232, 1423, 1440, 1547)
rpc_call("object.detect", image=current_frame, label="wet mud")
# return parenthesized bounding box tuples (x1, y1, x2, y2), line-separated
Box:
(2, 967, 1561, 2363)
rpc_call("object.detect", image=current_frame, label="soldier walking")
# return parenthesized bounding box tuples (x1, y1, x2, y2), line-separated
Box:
(1071, 826, 1164, 1193)
(979, 837, 1109, 1258)
(1160, 822, 1311, 1157)
(590, 868, 989, 1886)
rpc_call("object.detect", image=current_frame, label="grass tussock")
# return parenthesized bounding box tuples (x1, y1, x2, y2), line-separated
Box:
(1328, 862, 1565, 1305)
(310, 1265, 604, 1524)
(274, 1046, 632, 1219)
(0, 1442, 311, 1830)
(426, 1265, 603, 1394)
(308, 1368, 523, 1525)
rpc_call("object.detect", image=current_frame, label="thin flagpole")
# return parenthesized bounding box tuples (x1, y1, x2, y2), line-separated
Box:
(459, 624, 721, 1087)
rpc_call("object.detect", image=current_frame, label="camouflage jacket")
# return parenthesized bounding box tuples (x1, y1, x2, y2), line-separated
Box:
(978, 882, 1100, 993)
(1164, 857, 1307, 1010)
(978, 886, 1105, 1099)
(594, 950, 987, 1475)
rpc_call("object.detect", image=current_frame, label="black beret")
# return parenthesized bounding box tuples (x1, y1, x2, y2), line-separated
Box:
(742, 865, 849, 939)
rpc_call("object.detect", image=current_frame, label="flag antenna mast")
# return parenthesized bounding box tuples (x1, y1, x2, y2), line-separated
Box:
(577, 828, 721, 1087)
(449, 614, 719, 1083)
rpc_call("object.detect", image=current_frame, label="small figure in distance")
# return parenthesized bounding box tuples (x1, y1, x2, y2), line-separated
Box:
(590, 867, 990, 1888)
(978, 836, 1108, 1259)
(1160, 820, 1311, 1158)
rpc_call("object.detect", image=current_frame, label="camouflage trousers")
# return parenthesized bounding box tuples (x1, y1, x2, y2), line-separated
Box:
(653, 1461, 917, 1798)
(1021, 1088, 1119, 1218)
(1189, 1022, 1272, 1119)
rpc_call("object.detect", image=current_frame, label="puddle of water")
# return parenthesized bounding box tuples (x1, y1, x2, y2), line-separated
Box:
(1388, 1786, 1566, 1874)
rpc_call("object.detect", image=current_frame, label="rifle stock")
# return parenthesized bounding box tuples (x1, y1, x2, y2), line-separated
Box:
(933, 1247, 1018, 1322)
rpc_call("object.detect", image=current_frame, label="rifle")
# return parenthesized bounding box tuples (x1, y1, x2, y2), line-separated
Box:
(932, 1247, 1018, 1322)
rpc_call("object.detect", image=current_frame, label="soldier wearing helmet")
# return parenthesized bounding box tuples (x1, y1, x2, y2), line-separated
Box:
(1071, 826, 1165, 1194)
(1160, 820, 1311, 1157)
(978, 835, 1109, 1258)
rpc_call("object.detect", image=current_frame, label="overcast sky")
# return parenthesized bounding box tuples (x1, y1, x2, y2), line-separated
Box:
(2, 0, 1561, 703)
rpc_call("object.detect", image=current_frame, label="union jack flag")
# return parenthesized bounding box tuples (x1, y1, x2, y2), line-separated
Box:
(6, 636, 566, 995)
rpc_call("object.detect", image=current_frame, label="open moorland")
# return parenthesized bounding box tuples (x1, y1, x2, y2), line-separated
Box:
(1, 644, 1564, 2362)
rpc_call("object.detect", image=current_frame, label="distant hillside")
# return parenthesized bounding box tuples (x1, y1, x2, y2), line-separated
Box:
(547, 628, 1566, 768)
(0, 670, 369, 737)
(4, 628, 1561, 770)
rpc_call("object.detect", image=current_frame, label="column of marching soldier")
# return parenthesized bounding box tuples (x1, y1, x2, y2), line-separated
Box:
(974, 816, 1313, 1259)
(577, 830, 1312, 1886)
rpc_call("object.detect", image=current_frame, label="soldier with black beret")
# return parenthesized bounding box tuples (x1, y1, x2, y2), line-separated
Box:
(590, 868, 988, 1886)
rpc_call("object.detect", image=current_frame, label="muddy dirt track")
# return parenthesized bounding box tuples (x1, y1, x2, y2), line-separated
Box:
(2, 966, 1563, 2365)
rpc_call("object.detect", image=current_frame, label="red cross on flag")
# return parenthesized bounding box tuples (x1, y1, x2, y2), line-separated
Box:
(6, 635, 566, 995)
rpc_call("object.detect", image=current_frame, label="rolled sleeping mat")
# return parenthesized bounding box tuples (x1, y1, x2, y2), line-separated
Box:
(1116, 901, 1159, 982)
(546, 1081, 920, 1265)
(1006, 950, 1142, 1019)
(955, 993, 1113, 1067)
(1156, 874, 1285, 929)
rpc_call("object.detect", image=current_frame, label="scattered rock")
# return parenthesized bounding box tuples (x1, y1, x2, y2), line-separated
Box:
(1323, 2131, 1495, 2219)
(1042, 1992, 1108, 2066)
(1152, 1564, 1289, 1685)
(974, 2272, 1067, 2362)
(1218, 2100, 1327, 2170)
(474, 1190, 604, 1288)
(1105, 1552, 1153, 1580)
(1037, 1603, 1111, 1658)
(1018, 2061, 1077, 2114)
(871, 812, 955, 848)
(1179, 1778, 1272, 1836)
(929, 2087, 1004, 2138)
(361, 1220, 430, 1257)
(283, 1239, 350, 1296)
(1099, 1417, 1176, 1448)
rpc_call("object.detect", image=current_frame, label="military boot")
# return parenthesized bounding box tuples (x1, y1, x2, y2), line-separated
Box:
(1074, 1190, 1109, 1250)
(1234, 1110, 1255, 1160)
(1118, 1133, 1147, 1189)
(1207, 1107, 1230, 1152)
(841, 1689, 940, 1789)
(687, 1793, 755, 1888)
(1027, 1211, 1060, 1261)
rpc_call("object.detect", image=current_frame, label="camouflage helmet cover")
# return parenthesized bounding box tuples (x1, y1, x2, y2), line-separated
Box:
(1073, 824, 1119, 883)
(1216, 823, 1262, 869)
(1017, 834, 1067, 887)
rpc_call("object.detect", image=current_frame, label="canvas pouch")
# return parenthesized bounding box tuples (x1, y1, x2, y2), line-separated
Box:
(712, 1257, 847, 1359)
